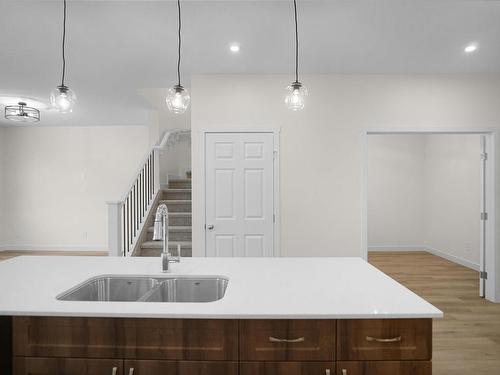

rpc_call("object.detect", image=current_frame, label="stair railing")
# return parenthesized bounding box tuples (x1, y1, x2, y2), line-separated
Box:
(107, 129, 190, 257)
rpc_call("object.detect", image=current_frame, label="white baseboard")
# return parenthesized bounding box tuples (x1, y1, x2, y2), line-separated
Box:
(369, 244, 480, 271)
(0, 245, 106, 252)
(368, 245, 427, 252)
(425, 245, 480, 271)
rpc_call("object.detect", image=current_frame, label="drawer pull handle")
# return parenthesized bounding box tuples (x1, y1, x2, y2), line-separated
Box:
(128, 368, 135, 375)
(366, 335, 402, 343)
(342, 370, 347, 375)
(269, 336, 305, 343)
(111, 368, 117, 375)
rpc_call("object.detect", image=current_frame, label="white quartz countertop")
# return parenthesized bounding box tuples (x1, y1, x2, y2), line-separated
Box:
(0, 256, 443, 319)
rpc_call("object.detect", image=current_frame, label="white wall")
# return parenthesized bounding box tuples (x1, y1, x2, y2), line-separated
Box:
(367, 135, 426, 249)
(160, 136, 191, 186)
(424, 135, 481, 266)
(0, 126, 149, 251)
(0, 127, 5, 247)
(192, 74, 500, 264)
(367, 134, 481, 269)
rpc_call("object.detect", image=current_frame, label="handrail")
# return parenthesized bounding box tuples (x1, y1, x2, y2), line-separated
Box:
(118, 129, 189, 202)
(107, 128, 191, 257)
(155, 128, 190, 150)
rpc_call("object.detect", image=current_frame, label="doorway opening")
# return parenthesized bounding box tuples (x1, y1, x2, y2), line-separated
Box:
(362, 130, 496, 302)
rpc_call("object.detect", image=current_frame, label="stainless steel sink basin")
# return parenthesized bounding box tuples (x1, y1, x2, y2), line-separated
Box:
(57, 275, 228, 303)
(144, 278, 229, 302)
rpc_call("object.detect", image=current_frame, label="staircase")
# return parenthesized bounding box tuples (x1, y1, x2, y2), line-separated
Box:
(138, 178, 192, 257)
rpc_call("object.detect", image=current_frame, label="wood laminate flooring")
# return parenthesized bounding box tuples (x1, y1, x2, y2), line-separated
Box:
(0, 250, 106, 262)
(369, 251, 500, 375)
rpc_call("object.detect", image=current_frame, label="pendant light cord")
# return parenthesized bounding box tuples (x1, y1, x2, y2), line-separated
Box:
(177, 0, 182, 87)
(61, 0, 67, 87)
(293, 0, 299, 84)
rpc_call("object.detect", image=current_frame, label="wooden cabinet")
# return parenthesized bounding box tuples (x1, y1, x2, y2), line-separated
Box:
(123, 360, 238, 375)
(13, 357, 123, 375)
(119, 319, 237, 360)
(337, 319, 432, 361)
(13, 317, 237, 360)
(336, 361, 432, 375)
(241, 362, 335, 375)
(11, 317, 433, 375)
(240, 320, 336, 361)
(13, 317, 123, 359)
(0, 317, 12, 375)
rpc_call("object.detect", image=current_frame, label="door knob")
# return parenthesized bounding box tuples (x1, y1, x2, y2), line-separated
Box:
(207, 225, 214, 230)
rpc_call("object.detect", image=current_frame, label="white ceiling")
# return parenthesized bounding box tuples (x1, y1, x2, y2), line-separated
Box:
(1, 0, 499, 126)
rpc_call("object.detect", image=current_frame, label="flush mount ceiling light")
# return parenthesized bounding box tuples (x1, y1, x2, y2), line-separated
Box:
(4, 102, 40, 123)
(285, 0, 308, 111)
(50, 0, 77, 113)
(166, 0, 190, 114)
(464, 43, 479, 53)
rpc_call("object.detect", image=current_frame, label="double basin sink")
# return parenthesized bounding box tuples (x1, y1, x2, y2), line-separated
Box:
(57, 275, 229, 303)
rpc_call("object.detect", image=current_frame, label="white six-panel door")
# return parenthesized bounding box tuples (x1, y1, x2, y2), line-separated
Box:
(205, 132, 274, 257)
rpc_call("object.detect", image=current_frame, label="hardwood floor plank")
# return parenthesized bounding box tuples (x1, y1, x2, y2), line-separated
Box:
(369, 251, 500, 375)
(0, 250, 106, 262)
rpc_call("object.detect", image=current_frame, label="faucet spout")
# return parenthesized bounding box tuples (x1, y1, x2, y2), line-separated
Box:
(152, 203, 169, 241)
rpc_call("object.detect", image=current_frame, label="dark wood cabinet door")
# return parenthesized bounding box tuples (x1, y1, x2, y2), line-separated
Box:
(336, 361, 431, 375)
(123, 360, 238, 375)
(13, 317, 124, 359)
(337, 319, 432, 361)
(120, 319, 238, 360)
(240, 320, 336, 361)
(13, 357, 123, 375)
(13, 317, 238, 360)
(240, 362, 335, 375)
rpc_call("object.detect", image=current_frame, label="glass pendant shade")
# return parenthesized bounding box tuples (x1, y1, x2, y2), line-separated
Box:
(285, 82, 308, 111)
(50, 85, 76, 113)
(166, 85, 190, 114)
(4, 102, 40, 122)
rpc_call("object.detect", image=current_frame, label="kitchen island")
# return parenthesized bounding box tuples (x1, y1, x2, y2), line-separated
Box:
(0, 256, 442, 375)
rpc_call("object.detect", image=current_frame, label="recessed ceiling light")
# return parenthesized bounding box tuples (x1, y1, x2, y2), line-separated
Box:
(464, 43, 478, 53)
(229, 44, 240, 53)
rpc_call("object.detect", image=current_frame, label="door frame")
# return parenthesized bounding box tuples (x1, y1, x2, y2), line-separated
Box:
(196, 128, 281, 257)
(361, 127, 497, 303)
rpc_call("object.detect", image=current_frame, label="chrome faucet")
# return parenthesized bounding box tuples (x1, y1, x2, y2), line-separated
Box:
(152, 203, 180, 272)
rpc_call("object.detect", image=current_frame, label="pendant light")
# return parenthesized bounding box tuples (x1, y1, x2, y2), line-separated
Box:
(166, 0, 190, 114)
(285, 0, 308, 111)
(50, 0, 76, 113)
(5, 102, 40, 123)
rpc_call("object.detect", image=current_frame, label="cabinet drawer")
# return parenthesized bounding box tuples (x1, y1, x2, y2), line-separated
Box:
(241, 362, 335, 375)
(13, 357, 124, 375)
(124, 360, 238, 375)
(337, 319, 431, 361)
(337, 361, 431, 375)
(13, 317, 122, 358)
(120, 318, 238, 360)
(14, 317, 238, 360)
(240, 320, 336, 361)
